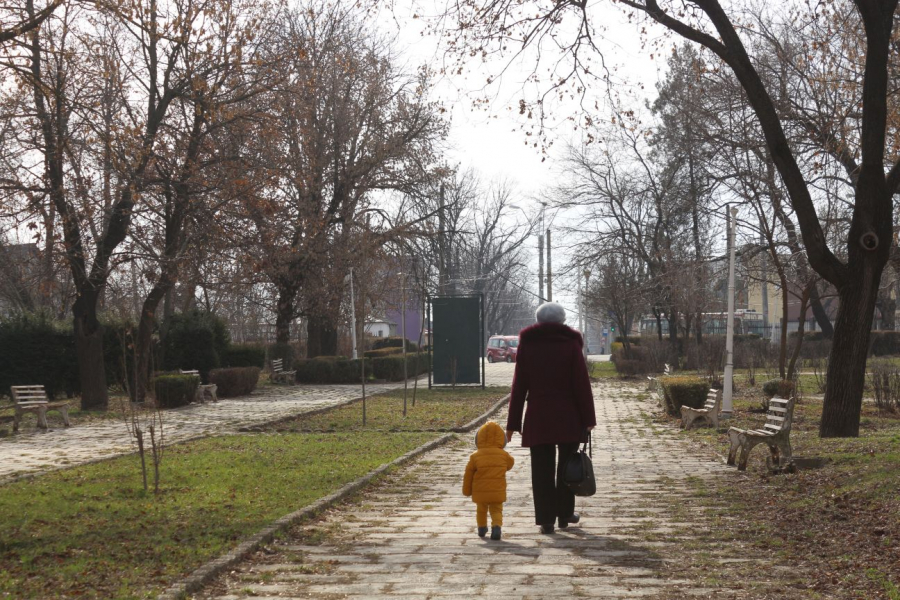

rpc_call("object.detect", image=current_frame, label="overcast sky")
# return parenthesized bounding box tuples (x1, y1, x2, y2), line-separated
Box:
(375, 1, 668, 320)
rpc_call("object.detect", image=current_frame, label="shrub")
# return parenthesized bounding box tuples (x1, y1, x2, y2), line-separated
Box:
(372, 336, 418, 351)
(868, 359, 900, 412)
(209, 367, 260, 397)
(221, 344, 265, 368)
(0, 312, 79, 399)
(154, 374, 199, 408)
(294, 358, 370, 384)
(614, 359, 651, 377)
(268, 342, 294, 370)
(364, 347, 404, 358)
(614, 336, 641, 345)
(660, 376, 709, 416)
(762, 379, 796, 400)
(372, 355, 429, 381)
(609, 342, 624, 361)
(870, 331, 900, 357)
(162, 310, 230, 380)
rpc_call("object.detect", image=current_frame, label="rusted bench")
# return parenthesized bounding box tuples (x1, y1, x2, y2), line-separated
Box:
(681, 388, 722, 430)
(727, 396, 794, 471)
(270, 358, 295, 384)
(11, 385, 71, 431)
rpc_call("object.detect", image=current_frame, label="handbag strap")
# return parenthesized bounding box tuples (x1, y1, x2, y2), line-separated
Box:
(582, 431, 592, 458)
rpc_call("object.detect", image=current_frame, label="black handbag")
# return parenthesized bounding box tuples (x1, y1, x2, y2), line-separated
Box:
(563, 435, 596, 497)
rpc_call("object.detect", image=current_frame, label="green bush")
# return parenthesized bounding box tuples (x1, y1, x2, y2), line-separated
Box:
(614, 335, 641, 345)
(609, 342, 624, 361)
(371, 355, 429, 381)
(614, 359, 651, 377)
(154, 374, 199, 408)
(221, 344, 266, 368)
(372, 337, 418, 351)
(364, 347, 404, 358)
(268, 342, 294, 370)
(870, 331, 900, 356)
(209, 367, 260, 397)
(162, 311, 230, 380)
(0, 313, 79, 399)
(294, 358, 369, 384)
(762, 379, 796, 400)
(660, 376, 709, 416)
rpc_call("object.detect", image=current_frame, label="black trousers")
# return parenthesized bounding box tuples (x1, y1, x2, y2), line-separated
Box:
(529, 442, 579, 525)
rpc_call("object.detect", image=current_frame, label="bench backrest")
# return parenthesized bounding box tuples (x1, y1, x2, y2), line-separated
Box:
(663, 363, 671, 375)
(10, 385, 48, 405)
(765, 396, 795, 434)
(272, 358, 284, 372)
(705, 389, 722, 411)
(180, 369, 200, 377)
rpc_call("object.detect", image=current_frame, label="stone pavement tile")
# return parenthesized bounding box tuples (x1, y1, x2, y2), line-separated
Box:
(193, 380, 803, 599)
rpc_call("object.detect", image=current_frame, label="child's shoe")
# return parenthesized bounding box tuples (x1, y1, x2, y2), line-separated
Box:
(477, 526, 488, 538)
(490, 526, 501, 540)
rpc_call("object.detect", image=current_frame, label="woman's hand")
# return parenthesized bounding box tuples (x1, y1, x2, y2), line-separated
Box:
(506, 430, 515, 444)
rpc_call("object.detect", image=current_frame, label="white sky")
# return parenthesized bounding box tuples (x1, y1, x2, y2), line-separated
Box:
(375, 2, 669, 318)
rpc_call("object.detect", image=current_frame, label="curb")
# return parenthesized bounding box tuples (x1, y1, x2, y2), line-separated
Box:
(157, 393, 510, 600)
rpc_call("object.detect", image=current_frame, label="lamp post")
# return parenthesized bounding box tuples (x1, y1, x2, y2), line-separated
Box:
(349, 268, 358, 360)
(723, 206, 738, 418)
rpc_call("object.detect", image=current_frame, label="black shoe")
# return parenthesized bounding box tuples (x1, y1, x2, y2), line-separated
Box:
(491, 526, 501, 540)
(477, 526, 488, 538)
(558, 512, 581, 529)
(539, 523, 555, 535)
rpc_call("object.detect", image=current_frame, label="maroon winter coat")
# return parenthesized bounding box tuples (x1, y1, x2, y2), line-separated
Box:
(506, 322, 596, 447)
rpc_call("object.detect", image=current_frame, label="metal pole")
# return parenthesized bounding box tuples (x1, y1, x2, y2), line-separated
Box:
(427, 298, 432, 390)
(538, 234, 544, 302)
(584, 269, 591, 360)
(402, 269, 408, 417)
(349, 268, 358, 360)
(723, 206, 738, 417)
(546, 229, 553, 302)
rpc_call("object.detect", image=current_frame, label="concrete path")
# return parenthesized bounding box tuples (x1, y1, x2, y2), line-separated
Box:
(196, 381, 749, 599)
(0, 363, 517, 482)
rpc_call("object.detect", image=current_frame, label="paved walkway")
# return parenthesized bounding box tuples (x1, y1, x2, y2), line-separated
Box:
(196, 381, 755, 599)
(0, 363, 517, 482)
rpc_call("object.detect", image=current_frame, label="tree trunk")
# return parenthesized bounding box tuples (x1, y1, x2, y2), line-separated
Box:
(73, 293, 108, 410)
(134, 282, 171, 403)
(877, 287, 896, 330)
(810, 285, 835, 337)
(307, 315, 338, 358)
(275, 286, 296, 345)
(820, 268, 883, 437)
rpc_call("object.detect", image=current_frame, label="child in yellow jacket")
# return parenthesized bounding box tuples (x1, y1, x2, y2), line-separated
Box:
(463, 421, 515, 540)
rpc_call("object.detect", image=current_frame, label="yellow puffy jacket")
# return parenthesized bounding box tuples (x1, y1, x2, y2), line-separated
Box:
(463, 421, 515, 504)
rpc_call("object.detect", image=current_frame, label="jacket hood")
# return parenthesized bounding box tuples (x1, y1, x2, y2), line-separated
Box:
(519, 322, 584, 347)
(475, 421, 507, 449)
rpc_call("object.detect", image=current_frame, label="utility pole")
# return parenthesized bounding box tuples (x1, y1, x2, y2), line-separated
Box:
(538, 234, 545, 302)
(349, 268, 358, 360)
(723, 206, 738, 418)
(546, 228, 553, 302)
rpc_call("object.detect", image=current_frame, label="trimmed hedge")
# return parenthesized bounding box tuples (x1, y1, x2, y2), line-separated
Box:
(372, 337, 418, 351)
(221, 344, 265, 368)
(363, 347, 404, 358)
(0, 313, 79, 399)
(762, 379, 796, 400)
(294, 358, 370, 384)
(870, 331, 900, 356)
(660, 376, 709, 416)
(162, 310, 230, 380)
(154, 374, 199, 408)
(614, 336, 641, 345)
(371, 354, 429, 381)
(209, 367, 260, 397)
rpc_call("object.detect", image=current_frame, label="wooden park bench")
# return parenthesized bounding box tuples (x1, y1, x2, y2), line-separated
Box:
(179, 370, 218, 403)
(647, 363, 672, 404)
(727, 396, 795, 471)
(681, 388, 722, 430)
(270, 358, 295, 384)
(10, 385, 71, 432)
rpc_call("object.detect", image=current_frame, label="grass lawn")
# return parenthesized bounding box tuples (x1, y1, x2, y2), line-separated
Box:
(0, 431, 433, 599)
(272, 386, 510, 432)
(673, 385, 900, 598)
(588, 361, 617, 379)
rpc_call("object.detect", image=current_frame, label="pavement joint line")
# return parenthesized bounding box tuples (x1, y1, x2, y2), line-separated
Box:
(156, 394, 510, 600)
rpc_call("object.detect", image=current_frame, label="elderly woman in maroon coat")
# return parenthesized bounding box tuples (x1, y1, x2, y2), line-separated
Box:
(506, 302, 596, 534)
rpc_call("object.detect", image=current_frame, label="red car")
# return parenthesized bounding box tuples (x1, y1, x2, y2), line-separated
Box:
(486, 335, 518, 363)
